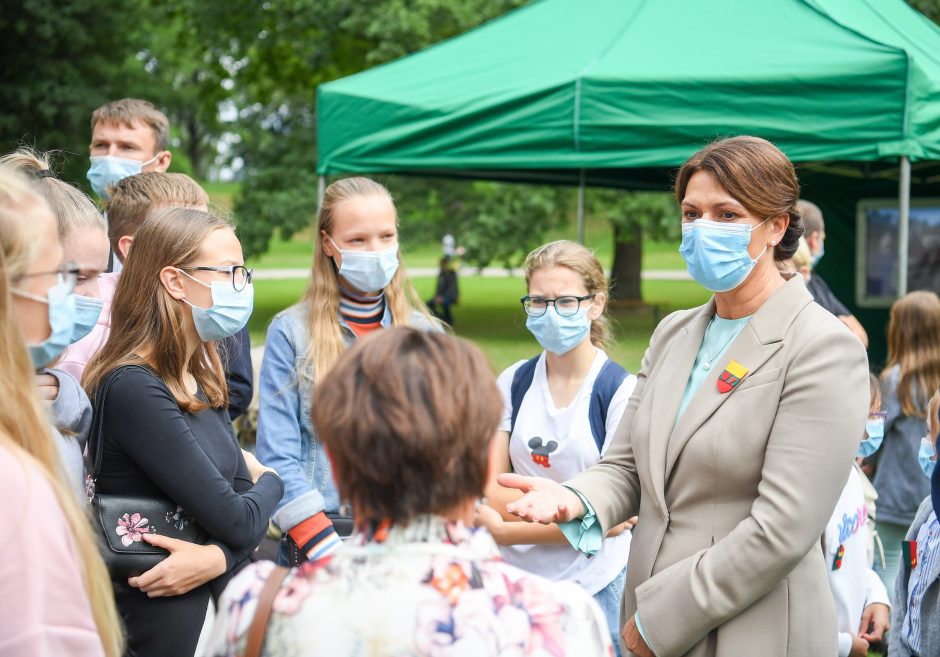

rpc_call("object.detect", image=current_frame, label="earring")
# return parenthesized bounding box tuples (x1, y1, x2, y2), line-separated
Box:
(770, 241, 776, 246)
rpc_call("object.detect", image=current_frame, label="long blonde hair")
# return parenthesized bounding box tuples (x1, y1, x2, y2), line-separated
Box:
(882, 291, 940, 418)
(84, 208, 229, 412)
(523, 240, 613, 351)
(0, 148, 105, 240)
(303, 177, 433, 382)
(0, 166, 123, 657)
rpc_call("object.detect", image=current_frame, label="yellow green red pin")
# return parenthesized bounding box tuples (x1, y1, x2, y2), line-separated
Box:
(717, 360, 749, 394)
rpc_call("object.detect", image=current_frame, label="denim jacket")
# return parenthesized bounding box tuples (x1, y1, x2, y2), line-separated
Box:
(256, 301, 439, 533)
(873, 365, 931, 526)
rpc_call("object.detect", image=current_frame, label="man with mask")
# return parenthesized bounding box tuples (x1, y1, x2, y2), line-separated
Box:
(87, 98, 172, 273)
(798, 199, 869, 347)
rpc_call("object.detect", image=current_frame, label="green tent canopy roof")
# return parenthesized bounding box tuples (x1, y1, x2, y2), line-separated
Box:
(317, 0, 940, 180)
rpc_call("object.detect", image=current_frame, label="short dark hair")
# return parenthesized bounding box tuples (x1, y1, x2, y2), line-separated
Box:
(797, 200, 825, 236)
(312, 328, 502, 524)
(675, 136, 804, 261)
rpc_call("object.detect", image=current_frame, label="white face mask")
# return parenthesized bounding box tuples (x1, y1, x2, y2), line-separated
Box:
(328, 236, 399, 292)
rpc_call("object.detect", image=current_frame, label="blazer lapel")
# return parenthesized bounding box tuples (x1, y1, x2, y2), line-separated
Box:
(647, 303, 712, 514)
(664, 277, 814, 483)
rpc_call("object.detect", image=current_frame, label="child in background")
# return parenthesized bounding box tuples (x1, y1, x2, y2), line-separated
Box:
(874, 292, 940, 590)
(889, 389, 940, 657)
(824, 373, 891, 657)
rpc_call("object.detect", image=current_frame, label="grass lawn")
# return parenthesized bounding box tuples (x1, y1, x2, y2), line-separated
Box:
(248, 231, 686, 272)
(250, 276, 711, 373)
(203, 183, 685, 272)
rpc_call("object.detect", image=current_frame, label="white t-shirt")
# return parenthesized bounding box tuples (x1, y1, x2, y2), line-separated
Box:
(495, 349, 637, 595)
(824, 464, 890, 657)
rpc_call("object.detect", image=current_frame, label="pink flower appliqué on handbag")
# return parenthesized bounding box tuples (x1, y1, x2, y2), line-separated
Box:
(116, 513, 152, 546)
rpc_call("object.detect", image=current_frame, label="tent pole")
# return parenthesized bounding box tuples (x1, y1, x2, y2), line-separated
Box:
(898, 156, 911, 297)
(577, 169, 586, 244)
(317, 175, 326, 215)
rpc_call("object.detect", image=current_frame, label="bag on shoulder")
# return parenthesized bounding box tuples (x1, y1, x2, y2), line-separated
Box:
(87, 365, 208, 578)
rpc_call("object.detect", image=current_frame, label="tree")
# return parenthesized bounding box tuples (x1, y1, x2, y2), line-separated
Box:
(585, 190, 678, 302)
(0, 0, 151, 184)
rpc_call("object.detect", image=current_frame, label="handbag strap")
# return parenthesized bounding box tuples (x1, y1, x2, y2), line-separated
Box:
(87, 364, 155, 481)
(243, 565, 290, 657)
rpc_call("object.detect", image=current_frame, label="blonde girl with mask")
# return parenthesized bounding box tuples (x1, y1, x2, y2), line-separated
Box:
(0, 148, 109, 500)
(0, 164, 123, 656)
(476, 240, 637, 655)
(83, 208, 283, 657)
(256, 176, 438, 566)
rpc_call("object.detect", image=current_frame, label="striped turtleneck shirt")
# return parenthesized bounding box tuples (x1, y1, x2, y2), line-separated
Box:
(339, 285, 386, 338)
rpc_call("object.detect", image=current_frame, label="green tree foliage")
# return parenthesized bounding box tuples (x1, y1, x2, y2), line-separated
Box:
(0, 0, 149, 183)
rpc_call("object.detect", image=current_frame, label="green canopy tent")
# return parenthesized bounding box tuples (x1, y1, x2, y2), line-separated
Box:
(317, 0, 940, 362)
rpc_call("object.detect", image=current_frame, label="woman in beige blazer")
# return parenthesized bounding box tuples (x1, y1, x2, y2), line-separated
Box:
(499, 136, 870, 657)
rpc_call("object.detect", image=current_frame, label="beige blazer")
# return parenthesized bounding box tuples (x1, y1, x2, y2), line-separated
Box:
(568, 276, 869, 657)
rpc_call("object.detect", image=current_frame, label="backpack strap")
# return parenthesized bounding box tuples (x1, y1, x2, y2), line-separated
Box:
(509, 356, 540, 437)
(588, 359, 629, 454)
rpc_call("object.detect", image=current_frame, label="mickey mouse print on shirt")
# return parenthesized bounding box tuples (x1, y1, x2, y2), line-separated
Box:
(528, 436, 558, 468)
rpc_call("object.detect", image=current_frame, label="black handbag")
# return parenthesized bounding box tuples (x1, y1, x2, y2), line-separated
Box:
(87, 366, 208, 578)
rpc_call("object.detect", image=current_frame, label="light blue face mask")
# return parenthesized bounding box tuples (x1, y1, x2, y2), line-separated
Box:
(13, 279, 77, 368)
(526, 306, 591, 355)
(811, 240, 825, 268)
(679, 218, 770, 293)
(86, 154, 158, 199)
(178, 270, 254, 341)
(919, 437, 937, 478)
(857, 416, 885, 458)
(71, 295, 104, 344)
(329, 238, 400, 293)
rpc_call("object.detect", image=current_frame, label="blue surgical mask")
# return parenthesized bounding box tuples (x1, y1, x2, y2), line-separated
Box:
(13, 279, 77, 368)
(329, 238, 400, 293)
(526, 306, 591, 355)
(811, 240, 825, 268)
(679, 218, 770, 293)
(919, 437, 937, 478)
(86, 154, 158, 199)
(857, 417, 885, 458)
(178, 270, 254, 341)
(71, 295, 104, 344)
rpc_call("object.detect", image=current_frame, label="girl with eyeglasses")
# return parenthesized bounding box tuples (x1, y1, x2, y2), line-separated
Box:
(475, 239, 637, 655)
(1, 148, 110, 501)
(256, 176, 439, 567)
(0, 164, 123, 656)
(83, 208, 283, 657)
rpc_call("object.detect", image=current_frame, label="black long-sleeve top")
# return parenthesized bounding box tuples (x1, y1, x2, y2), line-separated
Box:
(95, 365, 282, 657)
(222, 326, 253, 421)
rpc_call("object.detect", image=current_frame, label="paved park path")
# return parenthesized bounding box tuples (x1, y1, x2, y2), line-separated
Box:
(253, 267, 691, 281)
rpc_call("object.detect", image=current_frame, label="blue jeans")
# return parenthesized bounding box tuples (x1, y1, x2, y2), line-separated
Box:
(593, 567, 626, 657)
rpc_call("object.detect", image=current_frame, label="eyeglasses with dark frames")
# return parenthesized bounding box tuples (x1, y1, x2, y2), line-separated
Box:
(179, 265, 253, 292)
(19, 262, 80, 295)
(521, 294, 596, 317)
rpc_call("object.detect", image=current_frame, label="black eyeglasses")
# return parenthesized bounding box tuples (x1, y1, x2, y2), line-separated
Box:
(179, 265, 253, 292)
(20, 262, 80, 294)
(521, 294, 595, 317)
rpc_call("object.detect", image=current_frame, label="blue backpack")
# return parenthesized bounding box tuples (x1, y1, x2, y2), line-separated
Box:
(509, 356, 629, 454)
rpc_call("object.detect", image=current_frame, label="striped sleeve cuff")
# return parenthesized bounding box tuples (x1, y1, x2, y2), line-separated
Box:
(288, 512, 342, 562)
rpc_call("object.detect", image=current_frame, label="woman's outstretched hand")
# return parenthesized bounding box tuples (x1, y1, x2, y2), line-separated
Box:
(498, 473, 586, 524)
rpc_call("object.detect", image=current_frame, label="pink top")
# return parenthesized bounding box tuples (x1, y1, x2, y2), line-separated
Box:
(57, 272, 119, 382)
(0, 444, 105, 656)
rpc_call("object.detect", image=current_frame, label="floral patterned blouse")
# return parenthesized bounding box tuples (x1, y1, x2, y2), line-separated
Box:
(205, 515, 613, 657)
